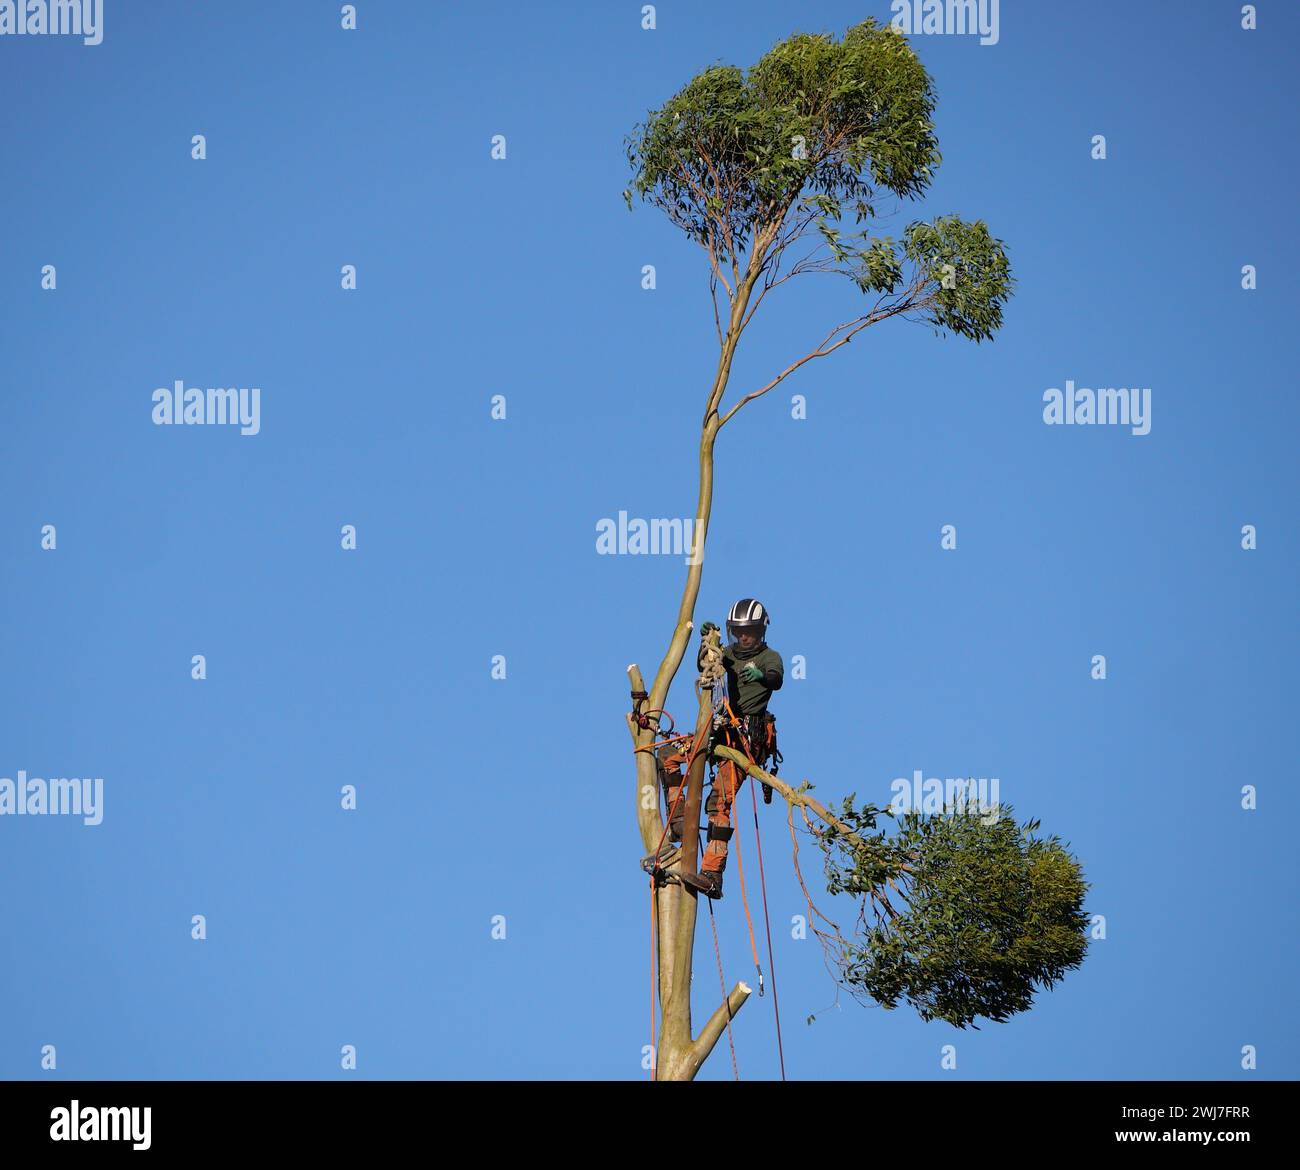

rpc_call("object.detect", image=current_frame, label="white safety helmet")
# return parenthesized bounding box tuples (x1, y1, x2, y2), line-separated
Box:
(726, 598, 769, 643)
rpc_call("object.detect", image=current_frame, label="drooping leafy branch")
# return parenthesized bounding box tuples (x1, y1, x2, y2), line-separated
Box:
(715, 748, 1091, 1031)
(822, 801, 1089, 1027)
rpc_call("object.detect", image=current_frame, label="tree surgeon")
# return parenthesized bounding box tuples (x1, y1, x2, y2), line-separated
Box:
(674, 598, 784, 899)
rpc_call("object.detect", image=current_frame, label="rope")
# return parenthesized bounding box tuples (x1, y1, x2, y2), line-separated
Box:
(646, 722, 709, 867)
(749, 771, 787, 1080)
(726, 768, 766, 991)
(707, 894, 740, 1080)
(698, 634, 725, 689)
(649, 883, 659, 1081)
(723, 700, 787, 1081)
(632, 730, 694, 756)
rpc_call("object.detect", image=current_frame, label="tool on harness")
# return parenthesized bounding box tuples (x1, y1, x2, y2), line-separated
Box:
(761, 711, 782, 803)
(725, 709, 782, 803)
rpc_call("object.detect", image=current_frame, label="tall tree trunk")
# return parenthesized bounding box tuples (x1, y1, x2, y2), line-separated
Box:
(627, 268, 767, 1081)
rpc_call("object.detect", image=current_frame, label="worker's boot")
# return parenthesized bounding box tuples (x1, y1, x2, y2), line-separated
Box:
(682, 853, 725, 899)
(683, 822, 732, 899)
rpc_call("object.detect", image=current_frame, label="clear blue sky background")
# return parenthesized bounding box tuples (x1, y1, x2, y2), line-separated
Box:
(2, 1, 1296, 1081)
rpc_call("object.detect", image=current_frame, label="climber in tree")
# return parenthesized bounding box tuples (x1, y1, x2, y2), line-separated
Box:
(682, 598, 783, 899)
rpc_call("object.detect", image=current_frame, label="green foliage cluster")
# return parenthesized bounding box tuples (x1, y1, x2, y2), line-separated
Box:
(819, 799, 1089, 1028)
(624, 19, 1012, 340)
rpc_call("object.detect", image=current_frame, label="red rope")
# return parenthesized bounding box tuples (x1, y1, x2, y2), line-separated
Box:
(749, 770, 786, 1080)
(723, 701, 787, 1081)
(727, 773, 765, 982)
(707, 893, 740, 1080)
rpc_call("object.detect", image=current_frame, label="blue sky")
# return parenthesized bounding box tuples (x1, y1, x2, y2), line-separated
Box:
(1, 0, 1296, 1080)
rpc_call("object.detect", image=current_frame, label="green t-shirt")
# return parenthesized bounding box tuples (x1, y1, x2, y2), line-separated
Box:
(720, 643, 783, 716)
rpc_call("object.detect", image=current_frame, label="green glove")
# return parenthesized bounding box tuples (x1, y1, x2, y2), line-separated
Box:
(701, 621, 719, 638)
(740, 663, 764, 684)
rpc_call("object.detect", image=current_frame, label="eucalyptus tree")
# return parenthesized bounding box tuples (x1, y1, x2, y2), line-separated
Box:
(622, 19, 1085, 1082)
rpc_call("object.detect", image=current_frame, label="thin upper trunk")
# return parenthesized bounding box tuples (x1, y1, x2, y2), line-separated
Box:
(630, 248, 772, 1080)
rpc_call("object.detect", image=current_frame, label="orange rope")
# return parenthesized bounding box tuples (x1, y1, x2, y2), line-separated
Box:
(726, 764, 765, 982)
(633, 731, 694, 756)
(647, 722, 708, 865)
(723, 700, 787, 1081)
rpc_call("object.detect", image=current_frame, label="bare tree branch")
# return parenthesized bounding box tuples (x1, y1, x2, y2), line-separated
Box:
(718, 276, 940, 427)
(708, 270, 724, 347)
(680, 981, 751, 1079)
(711, 746, 883, 859)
